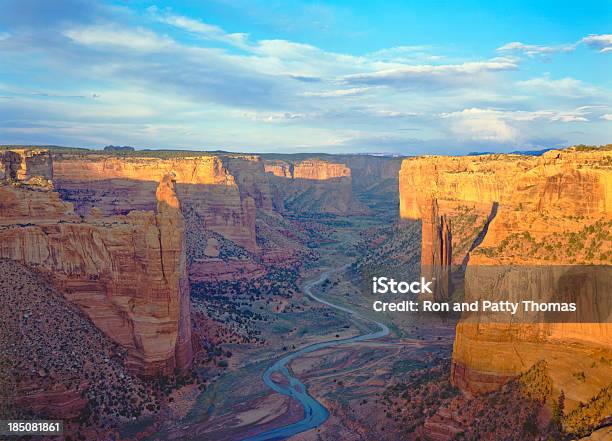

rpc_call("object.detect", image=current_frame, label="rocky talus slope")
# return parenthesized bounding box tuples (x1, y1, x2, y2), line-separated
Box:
(399, 148, 612, 416)
(0, 260, 157, 421)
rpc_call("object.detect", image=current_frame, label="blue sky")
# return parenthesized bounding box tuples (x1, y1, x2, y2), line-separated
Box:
(0, 0, 610, 154)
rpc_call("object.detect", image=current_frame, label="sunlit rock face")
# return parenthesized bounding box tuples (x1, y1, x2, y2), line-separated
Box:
(264, 159, 367, 214)
(1, 149, 53, 182)
(399, 148, 612, 404)
(53, 154, 260, 251)
(155, 173, 193, 372)
(420, 198, 452, 301)
(0, 162, 193, 377)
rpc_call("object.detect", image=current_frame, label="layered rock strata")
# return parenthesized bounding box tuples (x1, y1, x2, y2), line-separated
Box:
(1, 148, 53, 181)
(264, 159, 366, 214)
(0, 172, 192, 376)
(53, 154, 259, 251)
(399, 148, 612, 403)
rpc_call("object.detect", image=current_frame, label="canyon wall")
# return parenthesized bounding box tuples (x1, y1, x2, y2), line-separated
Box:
(220, 155, 274, 212)
(53, 154, 259, 251)
(399, 148, 612, 402)
(264, 158, 367, 214)
(1, 148, 53, 181)
(0, 169, 192, 376)
(53, 153, 397, 234)
(343, 155, 402, 192)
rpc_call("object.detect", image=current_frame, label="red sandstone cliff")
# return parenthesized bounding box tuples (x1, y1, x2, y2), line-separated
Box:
(0, 167, 192, 376)
(220, 155, 274, 212)
(264, 159, 367, 214)
(420, 198, 453, 301)
(52, 154, 259, 251)
(399, 148, 612, 406)
(1, 148, 53, 182)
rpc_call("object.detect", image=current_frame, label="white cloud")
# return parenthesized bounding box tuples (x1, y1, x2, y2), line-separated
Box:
(239, 111, 306, 122)
(441, 108, 519, 142)
(64, 25, 173, 51)
(602, 114, 612, 121)
(150, 7, 250, 48)
(367, 45, 444, 62)
(440, 107, 595, 142)
(581, 34, 612, 53)
(497, 42, 575, 58)
(498, 33, 612, 58)
(341, 59, 517, 88)
(300, 87, 376, 97)
(517, 75, 599, 98)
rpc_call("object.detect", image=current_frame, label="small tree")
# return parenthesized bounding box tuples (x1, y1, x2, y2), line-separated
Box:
(552, 390, 565, 429)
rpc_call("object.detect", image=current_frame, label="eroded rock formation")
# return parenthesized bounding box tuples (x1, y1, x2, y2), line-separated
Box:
(264, 159, 367, 214)
(420, 198, 452, 301)
(53, 154, 259, 251)
(220, 155, 274, 212)
(0, 170, 192, 376)
(1, 148, 53, 182)
(399, 148, 612, 406)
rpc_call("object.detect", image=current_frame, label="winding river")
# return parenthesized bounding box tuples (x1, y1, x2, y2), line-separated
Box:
(243, 267, 390, 441)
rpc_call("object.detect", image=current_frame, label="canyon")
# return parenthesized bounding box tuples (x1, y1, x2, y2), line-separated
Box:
(2, 144, 610, 440)
(399, 148, 612, 410)
(1, 148, 400, 380)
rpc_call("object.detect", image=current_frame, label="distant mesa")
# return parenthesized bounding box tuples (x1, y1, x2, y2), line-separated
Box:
(103, 145, 135, 153)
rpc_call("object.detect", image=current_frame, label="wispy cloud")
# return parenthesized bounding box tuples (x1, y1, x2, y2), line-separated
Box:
(149, 6, 250, 49)
(496, 42, 576, 58)
(300, 87, 377, 97)
(517, 75, 600, 98)
(341, 59, 518, 88)
(497, 33, 612, 57)
(64, 25, 173, 51)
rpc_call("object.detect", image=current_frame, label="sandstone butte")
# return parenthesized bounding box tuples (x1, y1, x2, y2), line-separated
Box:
(399, 147, 612, 409)
(0, 150, 192, 377)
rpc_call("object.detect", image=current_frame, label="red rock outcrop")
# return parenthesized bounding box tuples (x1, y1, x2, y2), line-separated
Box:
(220, 155, 274, 212)
(1, 148, 53, 181)
(420, 198, 453, 301)
(53, 154, 259, 251)
(155, 173, 193, 371)
(264, 159, 367, 214)
(15, 382, 88, 419)
(0, 171, 193, 376)
(399, 148, 612, 403)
